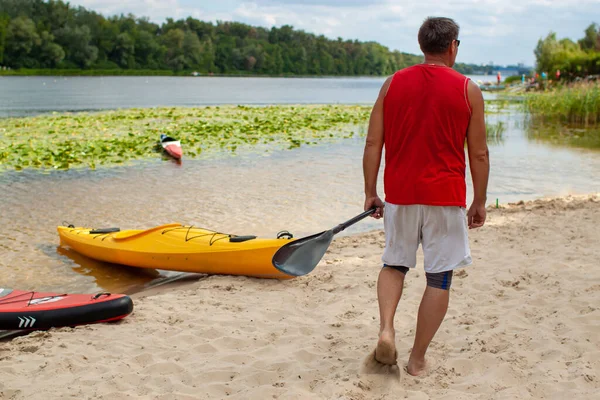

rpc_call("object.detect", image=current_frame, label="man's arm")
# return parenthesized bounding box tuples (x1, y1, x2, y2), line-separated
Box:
(466, 79, 490, 228)
(363, 75, 393, 218)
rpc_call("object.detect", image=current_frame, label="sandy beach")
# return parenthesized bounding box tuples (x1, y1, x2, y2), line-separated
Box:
(1, 193, 599, 399)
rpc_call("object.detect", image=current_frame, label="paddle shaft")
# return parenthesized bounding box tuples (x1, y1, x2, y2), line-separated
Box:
(332, 207, 376, 235)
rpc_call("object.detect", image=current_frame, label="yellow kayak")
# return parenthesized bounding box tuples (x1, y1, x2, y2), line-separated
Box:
(57, 223, 296, 279)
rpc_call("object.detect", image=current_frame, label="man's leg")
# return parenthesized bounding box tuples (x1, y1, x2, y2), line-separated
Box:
(408, 204, 471, 376)
(377, 202, 419, 365)
(375, 265, 408, 365)
(407, 272, 452, 376)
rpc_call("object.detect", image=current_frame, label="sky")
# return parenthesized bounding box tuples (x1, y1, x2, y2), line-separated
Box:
(69, 0, 600, 66)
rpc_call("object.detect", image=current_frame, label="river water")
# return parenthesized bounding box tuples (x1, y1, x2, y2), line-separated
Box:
(0, 76, 599, 297)
(0, 74, 500, 117)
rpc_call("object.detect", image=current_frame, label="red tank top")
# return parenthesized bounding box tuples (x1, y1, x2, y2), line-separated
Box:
(383, 64, 472, 208)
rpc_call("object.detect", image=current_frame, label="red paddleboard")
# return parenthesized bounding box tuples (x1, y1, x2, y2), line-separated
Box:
(0, 288, 133, 331)
(160, 134, 183, 159)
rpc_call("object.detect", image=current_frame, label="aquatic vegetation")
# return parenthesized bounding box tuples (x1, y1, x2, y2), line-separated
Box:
(0, 101, 509, 172)
(0, 105, 371, 171)
(524, 82, 600, 149)
(524, 82, 600, 127)
(485, 99, 509, 113)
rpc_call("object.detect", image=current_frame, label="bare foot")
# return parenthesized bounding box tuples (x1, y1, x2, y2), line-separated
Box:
(374, 329, 397, 365)
(407, 357, 427, 376)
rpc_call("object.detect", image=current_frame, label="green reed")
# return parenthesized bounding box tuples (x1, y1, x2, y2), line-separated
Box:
(524, 82, 600, 127)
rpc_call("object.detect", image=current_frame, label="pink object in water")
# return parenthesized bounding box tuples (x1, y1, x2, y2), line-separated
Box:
(160, 134, 183, 159)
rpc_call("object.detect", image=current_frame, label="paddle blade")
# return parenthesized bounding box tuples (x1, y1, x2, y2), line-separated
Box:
(272, 231, 333, 277)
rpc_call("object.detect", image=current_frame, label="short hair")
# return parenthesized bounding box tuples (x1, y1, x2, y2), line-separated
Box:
(418, 17, 460, 55)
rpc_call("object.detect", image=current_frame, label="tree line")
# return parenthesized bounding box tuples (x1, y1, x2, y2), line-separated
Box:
(535, 23, 600, 79)
(0, 0, 511, 76)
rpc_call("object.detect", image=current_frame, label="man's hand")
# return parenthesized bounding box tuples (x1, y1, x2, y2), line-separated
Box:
(365, 196, 384, 219)
(467, 201, 486, 229)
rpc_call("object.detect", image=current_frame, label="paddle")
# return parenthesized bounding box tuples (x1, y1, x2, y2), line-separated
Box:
(272, 207, 377, 277)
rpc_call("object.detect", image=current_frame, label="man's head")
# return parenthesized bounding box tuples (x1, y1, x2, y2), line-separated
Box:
(418, 17, 460, 66)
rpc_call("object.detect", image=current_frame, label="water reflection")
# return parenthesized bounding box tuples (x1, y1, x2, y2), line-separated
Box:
(526, 122, 600, 150)
(485, 121, 506, 145)
(54, 246, 162, 293)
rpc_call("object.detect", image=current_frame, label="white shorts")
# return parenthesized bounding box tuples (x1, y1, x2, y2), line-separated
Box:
(382, 202, 472, 273)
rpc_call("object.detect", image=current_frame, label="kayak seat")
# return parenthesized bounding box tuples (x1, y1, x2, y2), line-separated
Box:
(90, 227, 121, 234)
(229, 235, 257, 243)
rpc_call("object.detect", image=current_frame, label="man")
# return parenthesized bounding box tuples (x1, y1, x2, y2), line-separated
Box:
(362, 16, 489, 376)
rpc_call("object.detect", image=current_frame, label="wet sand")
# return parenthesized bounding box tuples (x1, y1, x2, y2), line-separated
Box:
(1, 193, 598, 399)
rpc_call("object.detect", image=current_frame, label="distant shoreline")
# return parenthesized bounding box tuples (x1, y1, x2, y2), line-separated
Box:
(0, 68, 499, 78)
(0, 69, 383, 78)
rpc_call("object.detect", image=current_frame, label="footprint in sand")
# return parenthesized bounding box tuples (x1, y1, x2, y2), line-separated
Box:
(361, 349, 400, 379)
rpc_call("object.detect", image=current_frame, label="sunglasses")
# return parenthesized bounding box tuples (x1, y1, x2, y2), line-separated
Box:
(455, 39, 461, 47)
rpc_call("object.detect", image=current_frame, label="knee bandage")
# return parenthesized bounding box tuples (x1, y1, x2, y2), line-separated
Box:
(426, 271, 453, 290)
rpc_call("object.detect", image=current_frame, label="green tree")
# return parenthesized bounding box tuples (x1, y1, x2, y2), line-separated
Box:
(38, 31, 65, 67)
(535, 31, 589, 76)
(161, 28, 185, 70)
(214, 35, 235, 72)
(272, 44, 284, 74)
(111, 32, 135, 68)
(135, 30, 163, 69)
(199, 38, 216, 72)
(4, 16, 40, 68)
(0, 14, 8, 64)
(0, 0, 553, 76)
(0, 0, 36, 19)
(534, 32, 559, 73)
(94, 19, 119, 63)
(186, 17, 214, 41)
(182, 30, 202, 69)
(54, 25, 98, 68)
(578, 23, 599, 51)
